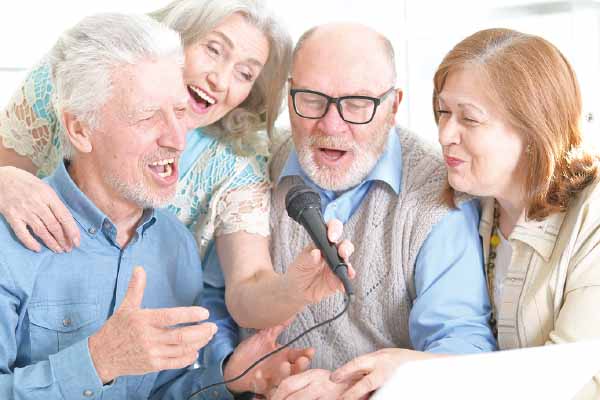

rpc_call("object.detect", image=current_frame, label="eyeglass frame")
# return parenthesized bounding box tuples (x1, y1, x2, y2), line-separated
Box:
(289, 86, 396, 125)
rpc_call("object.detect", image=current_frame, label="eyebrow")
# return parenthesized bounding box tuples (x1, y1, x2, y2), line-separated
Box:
(438, 95, 485, 114)
(211, 30, 265, 68)
(458, 103, 486, 115)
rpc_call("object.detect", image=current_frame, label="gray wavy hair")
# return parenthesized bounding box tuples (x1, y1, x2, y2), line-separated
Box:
(150, 0, 293, 156)
(50, 13, 183, 160)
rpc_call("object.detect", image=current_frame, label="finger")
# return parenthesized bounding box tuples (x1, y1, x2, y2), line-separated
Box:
(275, 361, 292, 385)
(347, 263, 356, 280)
(340, 371, 385, 400)
(35, 204, 71, 251)
(252, 369, 269, 394)
(337, 240, 355, 261)
(155, 343, 203, 358)
(331, 356, 375, 383)
(7, 217, 41, 252)
(160, 351, 200, 371)
(271, 373, 312, 400)
(118, 267, 146, 310)
(160, 322, 217, 347)
(47, 193, 80, 248)
(309, 248, 322, 265)
(147, 306, 210, 327)
(285, 347, 315, 363)
(326, 219, 344, 243)
(286, 385, 321, 400)
(28, 213, 62, 253)
(290, 356, 311, 375)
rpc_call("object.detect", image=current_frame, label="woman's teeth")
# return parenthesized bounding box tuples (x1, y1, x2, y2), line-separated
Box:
(189, 85, 216, 105)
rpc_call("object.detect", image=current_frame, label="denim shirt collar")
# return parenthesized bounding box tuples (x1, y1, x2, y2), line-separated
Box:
(46, 161, 156, 239)
(278, 127, 402, 195)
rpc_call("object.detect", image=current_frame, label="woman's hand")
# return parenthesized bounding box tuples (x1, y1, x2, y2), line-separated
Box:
(0, 166, 80, 252)
(330, 348, 445, 400)
(284, 219, 356, 305)
(270, 368, 362, 400)
(223, 324, 314, 395)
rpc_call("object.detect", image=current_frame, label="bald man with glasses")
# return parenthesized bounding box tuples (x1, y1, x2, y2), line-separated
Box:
(262, 22, 497, 399)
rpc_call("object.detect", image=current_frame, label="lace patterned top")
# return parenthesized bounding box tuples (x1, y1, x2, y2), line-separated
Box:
(0, 58, 271, 260)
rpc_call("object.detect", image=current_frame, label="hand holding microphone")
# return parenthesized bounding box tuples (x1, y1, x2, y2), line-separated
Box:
(285, 184, 356, 301)
(187, 184, 356, 399)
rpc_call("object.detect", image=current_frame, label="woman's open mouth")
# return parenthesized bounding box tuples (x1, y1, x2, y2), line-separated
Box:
(187, 84, 217, 115)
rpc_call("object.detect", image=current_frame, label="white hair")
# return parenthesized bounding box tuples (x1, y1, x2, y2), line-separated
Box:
(50, 13, 183, 159)
(150, 0, 293, 155)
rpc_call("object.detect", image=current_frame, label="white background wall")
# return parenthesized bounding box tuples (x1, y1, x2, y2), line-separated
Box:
(1, 0, 599, 146)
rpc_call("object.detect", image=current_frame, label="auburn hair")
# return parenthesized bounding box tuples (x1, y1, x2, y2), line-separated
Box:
(433, 28, 598, 220)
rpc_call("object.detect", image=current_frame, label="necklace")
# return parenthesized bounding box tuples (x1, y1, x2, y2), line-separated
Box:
(487, 200, 501, 337)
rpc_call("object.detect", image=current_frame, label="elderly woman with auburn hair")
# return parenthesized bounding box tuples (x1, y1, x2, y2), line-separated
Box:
(433, 28, 600, 398)
(330, 28, 600, 400)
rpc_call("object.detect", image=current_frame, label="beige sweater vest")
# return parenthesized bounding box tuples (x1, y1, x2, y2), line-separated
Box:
(265, 126, 457, 370)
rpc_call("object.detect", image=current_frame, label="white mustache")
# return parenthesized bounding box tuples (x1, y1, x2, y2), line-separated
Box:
(308, 135, 356, 152)
(143, 150, 179, 165)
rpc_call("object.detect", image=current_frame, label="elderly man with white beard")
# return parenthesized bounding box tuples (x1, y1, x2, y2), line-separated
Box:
(0, 13, 312, 400)
(268, 22, 497, 400)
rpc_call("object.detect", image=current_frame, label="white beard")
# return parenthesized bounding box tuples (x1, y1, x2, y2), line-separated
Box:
(296, 121, 392, 191)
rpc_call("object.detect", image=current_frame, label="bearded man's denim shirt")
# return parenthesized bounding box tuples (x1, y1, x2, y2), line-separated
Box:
(0, 161, 234, 400)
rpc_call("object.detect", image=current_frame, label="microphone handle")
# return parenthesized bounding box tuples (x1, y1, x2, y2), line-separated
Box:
(299, 207, 354, 296)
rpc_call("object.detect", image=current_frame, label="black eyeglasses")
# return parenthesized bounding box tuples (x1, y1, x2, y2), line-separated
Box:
(289, 87, 395, 124)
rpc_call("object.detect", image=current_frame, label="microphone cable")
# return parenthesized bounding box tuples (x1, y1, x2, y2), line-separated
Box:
(187, 293, 352, 399)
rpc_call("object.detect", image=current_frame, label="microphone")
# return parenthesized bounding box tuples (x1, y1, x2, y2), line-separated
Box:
(285, 184, 354, 296)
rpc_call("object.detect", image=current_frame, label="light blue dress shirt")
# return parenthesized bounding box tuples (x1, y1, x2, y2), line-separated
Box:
(278, 129, 497, 354)
(0, 162, 234, 399)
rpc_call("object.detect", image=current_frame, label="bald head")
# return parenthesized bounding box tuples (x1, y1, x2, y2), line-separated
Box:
(292, 22, 396, 84)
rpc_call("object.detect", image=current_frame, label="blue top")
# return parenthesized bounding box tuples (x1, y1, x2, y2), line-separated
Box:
(0, 162, 233, 400)
(278, 128, 497, 354)
(179, 129, 213, 178)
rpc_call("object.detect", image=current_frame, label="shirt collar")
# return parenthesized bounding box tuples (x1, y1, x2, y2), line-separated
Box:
(46, 161, 157, 239)
(278, 127, 402, 195)
(479, 197, 566, 262)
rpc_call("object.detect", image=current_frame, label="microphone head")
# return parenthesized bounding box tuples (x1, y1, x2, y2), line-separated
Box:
(285, 184, 321, 222)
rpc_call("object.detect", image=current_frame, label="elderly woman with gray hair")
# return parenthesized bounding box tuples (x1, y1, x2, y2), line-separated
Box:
(0, 0, 353, 361)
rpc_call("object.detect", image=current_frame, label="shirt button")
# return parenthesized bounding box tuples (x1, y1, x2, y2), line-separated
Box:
(88, 227, 97, 235)
(83, 389, 94, 397)
(211, 391, 219, 398)
(62, 318, 72, 327)
(103, 221, 111, 230)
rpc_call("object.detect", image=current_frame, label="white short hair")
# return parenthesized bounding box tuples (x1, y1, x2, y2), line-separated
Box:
(50, 13, 183, 159)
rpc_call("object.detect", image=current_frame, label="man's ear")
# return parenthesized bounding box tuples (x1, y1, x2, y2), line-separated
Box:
(391, 89, 403, 116)
(62, 112, 93, 154)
